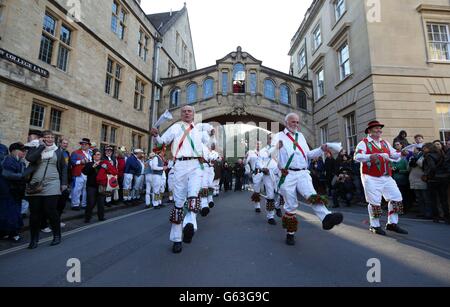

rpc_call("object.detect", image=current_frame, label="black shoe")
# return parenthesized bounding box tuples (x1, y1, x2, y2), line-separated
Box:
(322, 213, 343, 230)
(208, 201, 215, 208)
(286, 234, 295, 246)
(71, 207, 81, 211)
(268, 218, 276, 225)
(369, 226, 386, 236)
(172, 242, 182, 253)
(255, 208, 261, 213)
(28, 240, 38, 249)
(105, 203, 112, 208)
(50, 236, 61, 246)
(182, 223, 195, 244)
(200, 207, 210, 217)
(98, 218, 106, 222)
(276, 208, 282, 218)
(386, 223, 408, 234)
(84, 218, 91, 223)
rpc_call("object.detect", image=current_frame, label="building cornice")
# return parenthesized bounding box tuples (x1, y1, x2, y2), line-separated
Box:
(327, 22, 351, 48)
(416, 4, 450, 14)
(308, 53, 325, 71)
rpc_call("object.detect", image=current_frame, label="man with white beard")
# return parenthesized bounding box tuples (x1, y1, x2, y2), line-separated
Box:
(273, 113, 344, 246)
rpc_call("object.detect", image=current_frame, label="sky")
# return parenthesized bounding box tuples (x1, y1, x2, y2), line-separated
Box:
(141, 0, 314, 73)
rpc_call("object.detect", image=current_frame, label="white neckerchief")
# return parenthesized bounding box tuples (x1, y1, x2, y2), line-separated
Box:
(41, 144, 58, 160)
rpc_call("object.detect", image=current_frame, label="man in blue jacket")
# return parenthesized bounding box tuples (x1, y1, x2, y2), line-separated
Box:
(123, 149, 144, 202)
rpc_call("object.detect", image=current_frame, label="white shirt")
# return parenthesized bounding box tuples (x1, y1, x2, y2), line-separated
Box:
(272, 128, 323, 170)
(258, 144, 276, 169)
(246, 149, 262, 171)
(155, 122, 206, 159)
(354, 136, 400, 163)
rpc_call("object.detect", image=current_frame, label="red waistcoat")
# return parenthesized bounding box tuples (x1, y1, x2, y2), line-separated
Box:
(361, 138, 392, 177)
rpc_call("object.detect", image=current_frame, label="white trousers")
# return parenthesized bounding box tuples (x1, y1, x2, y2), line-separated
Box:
(362, 174, 402, 227)
(279, 170, 331, 228)
(169, 159, 203, 242)
(145, 174, 152, 206)
(200, 165, 210, 209)
(252, 172, 276, 218)
(133, 174, 144, 199)
(123, 173, 133, 201)
(71, 175, 87, 207)
(213, 179, 220, 196)
(151, 174, 163, 207)
(159, 173, 166, 204)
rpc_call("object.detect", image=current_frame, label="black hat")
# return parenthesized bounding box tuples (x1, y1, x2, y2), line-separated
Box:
(79, 138, 91, 145)
(105, 145, 114, 151)
(9, 142, 25, 152)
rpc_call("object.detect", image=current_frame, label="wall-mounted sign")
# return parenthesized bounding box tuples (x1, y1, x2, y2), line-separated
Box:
(0, 48, 49, 78)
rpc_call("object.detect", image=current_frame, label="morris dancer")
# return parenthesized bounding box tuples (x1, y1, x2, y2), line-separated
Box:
(354, 120, 408, 235)
(151, 106, 213, 253)
(274, 113, 343, 246)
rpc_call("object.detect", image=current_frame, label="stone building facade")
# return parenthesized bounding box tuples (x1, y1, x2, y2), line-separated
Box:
(0, 0, 195, 153)
(289, 0, 450, 152)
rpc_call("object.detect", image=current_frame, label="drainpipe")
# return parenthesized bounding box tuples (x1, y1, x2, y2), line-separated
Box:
(150, 35, 163, 151)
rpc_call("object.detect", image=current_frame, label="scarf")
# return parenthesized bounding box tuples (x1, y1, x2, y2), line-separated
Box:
(41, 144, 58, 160)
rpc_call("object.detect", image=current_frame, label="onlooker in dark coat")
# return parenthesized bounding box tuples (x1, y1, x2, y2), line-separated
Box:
(324, 151, 335, 196)
(25, 130, 68, 249)
(422, 143, 450, 224)
(0, 143, 26, 242)
(116, 149, 126, 202)
(392, 141, 412, 213)
(393, 130, 410, 148)
(309, 157, 326, 195)
(233, 159, 245, 191)
(331, 168, 355, 207)
(57, 138, 71, 222)
(82, 149, 116, 223)
(408, 148, 431, 219)
(222, 162, 232, 191)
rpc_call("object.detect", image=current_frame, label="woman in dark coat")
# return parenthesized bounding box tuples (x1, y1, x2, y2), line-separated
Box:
(0, 143, 26, 242)
(26, 131, 68, 249)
